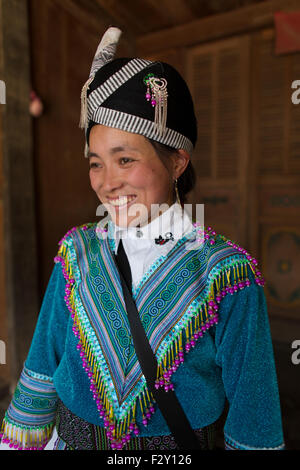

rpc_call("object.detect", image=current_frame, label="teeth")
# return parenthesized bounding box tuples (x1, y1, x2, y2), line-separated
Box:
(109, 196, 136, 206)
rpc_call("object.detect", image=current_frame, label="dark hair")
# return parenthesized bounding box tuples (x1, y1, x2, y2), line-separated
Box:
(147, 139, 196, 204)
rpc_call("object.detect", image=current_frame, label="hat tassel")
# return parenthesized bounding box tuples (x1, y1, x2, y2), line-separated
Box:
(148, 77, 168, 137)
(79, 76, 95, 130)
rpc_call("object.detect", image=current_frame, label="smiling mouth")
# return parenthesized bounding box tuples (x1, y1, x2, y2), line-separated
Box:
(107, 195, 137, 207)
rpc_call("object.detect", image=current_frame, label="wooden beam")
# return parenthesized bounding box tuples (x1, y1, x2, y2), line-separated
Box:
(51, 0, 136, 56)
(145, 0, 195, 26)
(51, 0, 109, 35)
(94, 0, 151, 35)
(137, 0, 300, 55)
(0, 0, 39, 382)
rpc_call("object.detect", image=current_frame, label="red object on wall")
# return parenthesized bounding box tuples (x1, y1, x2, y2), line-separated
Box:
(274, 11, 300, 54)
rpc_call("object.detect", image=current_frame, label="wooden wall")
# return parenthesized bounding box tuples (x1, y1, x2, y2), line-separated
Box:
(29, 0, 135, 294)
(137, 1, 300, 342)
(1, 0, 300, 381)
(0, 14, 8, 385)
(0, 0, 38, 385)
(0, 0, 136, 382)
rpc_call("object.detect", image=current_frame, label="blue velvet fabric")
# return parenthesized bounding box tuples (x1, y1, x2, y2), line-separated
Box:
(22, 260, 285, 449)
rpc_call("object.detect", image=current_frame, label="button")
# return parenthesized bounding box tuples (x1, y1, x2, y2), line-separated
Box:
(136, 229, 143, 238)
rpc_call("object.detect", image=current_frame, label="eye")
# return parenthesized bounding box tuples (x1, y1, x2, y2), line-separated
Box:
(89, 161, 101, 169)
(120, 157, 133, 165)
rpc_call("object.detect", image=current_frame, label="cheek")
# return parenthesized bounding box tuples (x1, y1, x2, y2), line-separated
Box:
(89, 172, 100, 193)
(147, 166, 171, 194)
(132, 163, 170, 188)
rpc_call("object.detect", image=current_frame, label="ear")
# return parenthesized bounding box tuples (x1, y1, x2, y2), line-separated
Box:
(173, 149, 190, 179)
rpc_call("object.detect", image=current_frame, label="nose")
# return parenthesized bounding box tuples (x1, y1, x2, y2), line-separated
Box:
(101, 166, 124, 194)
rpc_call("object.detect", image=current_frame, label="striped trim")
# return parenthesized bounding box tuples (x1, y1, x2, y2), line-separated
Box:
(0, 366, 57, 450)
(89, 107, 194, 156)
(24, 365, 54, 383)
(88, 58, 151, 119)
(53, 436, 69, 450)
(224, 433, 285, 450)
(6, 367, 57, 427)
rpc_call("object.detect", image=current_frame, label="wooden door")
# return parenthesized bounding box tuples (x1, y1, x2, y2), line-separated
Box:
(144, 30, 300, 337)
(186, 35, 250, 247)
(252, 29, 300, 329)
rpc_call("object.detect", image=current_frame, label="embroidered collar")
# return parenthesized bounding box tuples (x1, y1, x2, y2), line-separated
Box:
(55, 221, 265, 450)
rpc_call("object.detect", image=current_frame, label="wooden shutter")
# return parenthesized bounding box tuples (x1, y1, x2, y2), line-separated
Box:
(252, 29, 300, 177)
(186, 36, 250, 245)
(252, 29, 300, 323)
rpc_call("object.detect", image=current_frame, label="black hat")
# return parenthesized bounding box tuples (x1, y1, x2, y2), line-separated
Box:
(80, 27, 197, 157)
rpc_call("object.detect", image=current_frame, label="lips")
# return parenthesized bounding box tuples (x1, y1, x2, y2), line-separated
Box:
(107, 195, 137, 207)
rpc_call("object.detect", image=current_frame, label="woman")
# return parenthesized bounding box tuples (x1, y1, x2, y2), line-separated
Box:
(0, 27, 284, 451)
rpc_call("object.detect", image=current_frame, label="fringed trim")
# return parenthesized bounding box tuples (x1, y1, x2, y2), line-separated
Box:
(0, 416, 54, 450)
(79, 76, 95, 130)
(195, 224, 265, 287)
(153, 263, 256, 392)
(151, 223, 265, 392)
(55, 225, 157, 450)
(54, 223, 266, 450)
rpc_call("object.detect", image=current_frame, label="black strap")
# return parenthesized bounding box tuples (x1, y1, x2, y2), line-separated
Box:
(114, 239, 201, 450)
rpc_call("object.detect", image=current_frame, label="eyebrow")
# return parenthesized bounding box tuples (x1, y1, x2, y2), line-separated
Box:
(87, 146, 140, 159)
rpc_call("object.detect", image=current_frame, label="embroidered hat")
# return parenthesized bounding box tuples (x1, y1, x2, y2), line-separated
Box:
(80, 27, 197, 157)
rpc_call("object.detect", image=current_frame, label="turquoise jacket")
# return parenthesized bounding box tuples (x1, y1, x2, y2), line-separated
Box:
(0, 223, 285, 450)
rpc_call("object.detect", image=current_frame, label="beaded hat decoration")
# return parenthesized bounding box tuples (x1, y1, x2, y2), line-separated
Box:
(144, 73, 168, 136)
(79, 27, 197, 157)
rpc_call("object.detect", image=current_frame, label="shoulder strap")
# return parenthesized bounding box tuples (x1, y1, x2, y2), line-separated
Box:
(115, 240, 202, 450)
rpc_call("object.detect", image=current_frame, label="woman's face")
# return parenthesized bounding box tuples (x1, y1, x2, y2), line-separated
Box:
(88, 125, 177, 227)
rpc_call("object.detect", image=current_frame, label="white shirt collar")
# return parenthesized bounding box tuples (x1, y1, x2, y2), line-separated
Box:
(108, 202, 194, 253)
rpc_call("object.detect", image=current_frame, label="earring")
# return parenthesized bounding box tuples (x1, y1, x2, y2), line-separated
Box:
(174, 178, 181, 206)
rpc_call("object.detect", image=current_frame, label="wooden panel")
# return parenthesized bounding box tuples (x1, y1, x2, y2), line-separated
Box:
(0, 201, 10, 383)
(190, 184, 241, 243)
(137, 0, 300, 55)
(252, 29, 300, 177)
(252, 30, 287, 175)
(143, 48, 186, 80)
(0, 90, 3, 198)
(216, 47, 241, 179)
(262, 225, 300, 320)
(259, 186, 300, 219)
(0, 0, 38, 380)
(188, 52, 213, 178)
(0, 76, 9, 382)
(187, 37, 250, 180)
(250, 29, 300, 328)
(95, 0, 167, 35)
(145, 0, 195, 25)
(289, 53, 300, 173)
(186, 36, 250, 247)
(29, 0, 135, 294)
